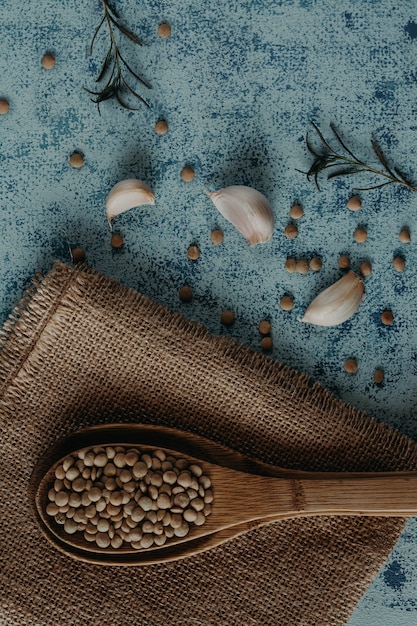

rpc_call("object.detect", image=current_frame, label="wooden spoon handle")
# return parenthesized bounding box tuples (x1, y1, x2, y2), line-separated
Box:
(296, 472, 417, 517)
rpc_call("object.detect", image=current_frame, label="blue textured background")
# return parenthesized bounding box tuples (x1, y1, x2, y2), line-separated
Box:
(2, 0, 417, 622)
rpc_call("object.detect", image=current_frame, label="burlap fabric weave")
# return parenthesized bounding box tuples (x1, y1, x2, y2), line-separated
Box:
(1, 261, 417, 626)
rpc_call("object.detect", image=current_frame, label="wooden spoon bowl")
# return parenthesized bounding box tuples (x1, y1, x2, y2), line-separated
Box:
(30, 423, 417, 566)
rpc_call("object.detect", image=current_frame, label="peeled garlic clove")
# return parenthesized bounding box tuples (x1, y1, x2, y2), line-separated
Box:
(206, 185, 274, 245)
(300, 270, 364, 327)
(105, 179, 155, 225)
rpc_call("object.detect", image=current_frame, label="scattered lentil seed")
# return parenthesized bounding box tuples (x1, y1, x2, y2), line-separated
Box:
(344, 358, 358, 374)
(381, 310, 394, 326)
(309, 257, 322, 271)
(181, 166, 195, 182)
(280, 295, 294, 311)
(285, 257, 297, 273)
(111, 233, 124, 249)
(210, 229, 224, 245)
(261, 336, 273, 351)
(398, 229, 411, 243)
(354, 227, 367, 243)
(179, 285, 192, 302)
(71, 247, 85, 264)
(187, 245, 200, 260)
(258, 320, 271, 335)
(284, 223, 298, 239)
(338, 255, 350, 269)
(221, 310, 235, 326)
(69, 152, 84, 169)
(0, 99, 10, 114)
(359, 261, 372, 277)
(373, 369, 385, 384)
(347, 196, 362, 211)
(295, 259, 309, 275)
(154, 119, 168, 134)
(41, 53, 56, 69)
(289, 204, 303, 219)
(157, 22, 172, 38)
(392, 256, 405, 272)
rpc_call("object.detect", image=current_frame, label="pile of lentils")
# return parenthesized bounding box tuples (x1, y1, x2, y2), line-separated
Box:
(46, 445, 213, 550)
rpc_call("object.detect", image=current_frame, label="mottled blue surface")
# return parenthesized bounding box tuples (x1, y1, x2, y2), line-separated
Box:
(2, 0, 417, 622)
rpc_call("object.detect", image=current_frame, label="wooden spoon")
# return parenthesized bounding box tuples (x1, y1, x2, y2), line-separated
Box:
(30, 423, 417, 566)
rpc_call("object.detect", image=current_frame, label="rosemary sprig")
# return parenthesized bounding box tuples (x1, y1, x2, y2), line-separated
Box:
(85, 0, 151, 111)
(302, 123, 417, 193)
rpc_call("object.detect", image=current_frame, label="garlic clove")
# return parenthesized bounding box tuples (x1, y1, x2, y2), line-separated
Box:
(206, 185, 274, 245)
(299, 270, 364, 327)
(105, 179, 155, 225)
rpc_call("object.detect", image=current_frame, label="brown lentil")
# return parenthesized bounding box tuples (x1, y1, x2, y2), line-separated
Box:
(261, 336, 273, 351)
(285, 257, 297, 273)
(392, 256, 405, 272)
(280, 295, 294, 311)
(258, 320, 271, 335)
(181, 166, 195, 182)
(354, 227, 367, 243)
(381, 310, 394, 326)
(221, 310, 235, 326)
(41, 53, 56, 69)
(398, 229, 411, 243)
(154, 119, 168, 134)
(69, 152, 84, 169)
(284, 223, 298, 239)
(179, 285, 192, 302)
(157, 22, 172, 38)
(289, 204, 303, 219)
(210, 229, 224, 245)
(347, 196, 362, 211)
(359, 261, 372, 277)
(373, 369, 385, 384)
(344, 358, 358, 374)
(71, 247, 85, 264)
(309, 257, 322, 271)
(295, 259, 309, 275)
(111, 233, 124, 249)
(338, 255, 350, 269)
(0, 99, 10, 114)
(187, 245, 200, 260)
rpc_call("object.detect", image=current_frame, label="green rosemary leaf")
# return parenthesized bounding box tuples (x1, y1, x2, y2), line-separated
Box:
(96, 45, 114, 84)
(330, 123, 360, 161)
(115, 91, 138, 110)
(303, 123, 417, 194)
(92, 81, 118, 103)
(86, 0, 151, 111)
(371, 140, 396, 178)
(121, 77, 150, 107)
(305, 133, 323, 159)
(393, 166, 412, 185)
(118, 51, 151, 88)
(353, 181, 394, 192)
(109, 14, 143, 45)
(105, 0, 120, 19)
(89, 14, 106, 55)
(311, 122, 334, 153)
(327, 167, 365, 179)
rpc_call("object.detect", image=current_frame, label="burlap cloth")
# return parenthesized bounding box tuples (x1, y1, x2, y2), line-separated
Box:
(1, 261, 417, 625)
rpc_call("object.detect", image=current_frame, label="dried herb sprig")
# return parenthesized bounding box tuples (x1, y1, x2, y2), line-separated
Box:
(85, 0, 151, 111)
(302, 123, 417, 193)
